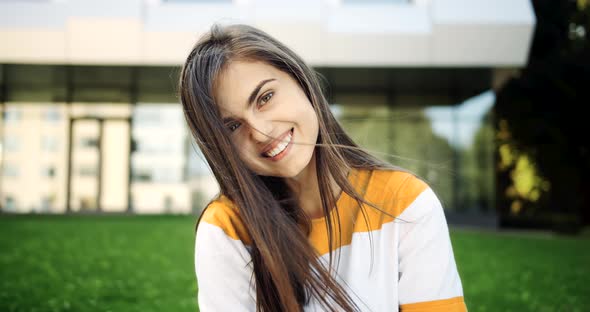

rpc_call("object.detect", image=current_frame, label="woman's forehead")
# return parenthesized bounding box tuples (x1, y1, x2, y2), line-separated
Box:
(214, 60, 282, 112)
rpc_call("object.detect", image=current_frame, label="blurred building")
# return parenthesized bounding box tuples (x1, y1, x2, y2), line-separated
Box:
(0, 0, 535, 220)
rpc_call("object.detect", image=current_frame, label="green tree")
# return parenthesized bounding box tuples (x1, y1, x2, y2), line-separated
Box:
(495, 0, 590, 230)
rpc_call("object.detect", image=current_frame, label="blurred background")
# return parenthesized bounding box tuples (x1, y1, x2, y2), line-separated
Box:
(0, 0, 588, 311)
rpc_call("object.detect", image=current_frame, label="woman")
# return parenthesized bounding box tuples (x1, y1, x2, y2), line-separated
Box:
(180, 23, 467, 312)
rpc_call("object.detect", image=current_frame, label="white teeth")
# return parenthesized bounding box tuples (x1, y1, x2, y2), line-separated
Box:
(265, 132, 292, 157)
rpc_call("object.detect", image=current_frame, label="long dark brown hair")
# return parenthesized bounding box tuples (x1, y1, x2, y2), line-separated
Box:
(179, 23, 397, 312)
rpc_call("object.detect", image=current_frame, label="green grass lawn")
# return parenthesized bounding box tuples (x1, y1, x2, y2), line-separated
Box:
(453, 227, 590, 312)
(0, 215, 588, 312)
(0, 215, 198, 312)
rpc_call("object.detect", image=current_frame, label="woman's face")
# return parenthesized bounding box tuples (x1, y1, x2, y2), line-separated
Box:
(214, 60, 319, 179)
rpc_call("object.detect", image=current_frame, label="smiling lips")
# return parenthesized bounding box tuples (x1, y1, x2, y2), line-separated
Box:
(262, 128, 293, 158)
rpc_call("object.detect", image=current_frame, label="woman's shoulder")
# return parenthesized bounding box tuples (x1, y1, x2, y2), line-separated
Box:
(370, 169, 428, 195)
(198, 194, 252, 245)
(359, 168, 431, 217)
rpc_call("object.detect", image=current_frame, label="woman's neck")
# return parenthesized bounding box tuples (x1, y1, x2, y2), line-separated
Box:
(285, 154, 341, 219)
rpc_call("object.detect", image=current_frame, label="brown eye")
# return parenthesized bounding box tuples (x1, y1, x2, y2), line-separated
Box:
(227, 122, 241, 132)
(259, 92, 274, 106)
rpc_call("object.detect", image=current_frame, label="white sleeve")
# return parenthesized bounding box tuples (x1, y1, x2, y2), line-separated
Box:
(397, 188, 467, 310)
(194, 222, 256, 311)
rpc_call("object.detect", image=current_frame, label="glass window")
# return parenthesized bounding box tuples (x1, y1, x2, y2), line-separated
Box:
(334, 90, 495, 214)
(2, 108, 22, 123)
(1, 103, 67, 213)
(42, 107, 61, 123)
(41, 136, 59, 152)
(132, 103, 211, 213)
(78, 165, 97, 177)
(4, 136, 20, 152)
(41, 166, 56, 178)
(153, 167, 182, 183)
(79, 196, 97, 211)
(186, 142, 211, 176)
(163, 195, 174, 213)
(2, 164, 19, 177)
(132, 167, 153, 182)
(135, 139, 182, 155)
(131, 166, 182, 184)
(41, 196, 54, 212)
(4, 196, 17, 211)
(133, 110, 161, 127)
(79, 137, 99, 148)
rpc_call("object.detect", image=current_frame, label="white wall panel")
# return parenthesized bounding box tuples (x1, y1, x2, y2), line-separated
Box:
(0, 0, 536, 67)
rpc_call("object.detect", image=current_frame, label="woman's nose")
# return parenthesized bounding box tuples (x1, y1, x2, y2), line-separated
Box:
(247, 119, 273, 143)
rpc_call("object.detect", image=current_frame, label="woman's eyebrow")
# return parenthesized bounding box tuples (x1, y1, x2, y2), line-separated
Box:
(221, 78, 277, 124)
(247, 78, 276, 107)
(221, 116, 233, 124)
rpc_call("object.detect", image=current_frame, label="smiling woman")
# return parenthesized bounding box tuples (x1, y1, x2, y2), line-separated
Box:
(215, 61, 319, 179)
(179, 23, 467, 312)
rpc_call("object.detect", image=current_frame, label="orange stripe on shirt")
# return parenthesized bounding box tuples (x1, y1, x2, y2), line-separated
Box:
(199, 195, 252, 245)
(400, 296, 467, 312)
(198, 169, 428, 256)
(308, 169, 428, 255)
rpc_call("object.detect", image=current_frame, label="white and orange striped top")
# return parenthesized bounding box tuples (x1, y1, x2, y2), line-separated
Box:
(194, 169, 468, 311)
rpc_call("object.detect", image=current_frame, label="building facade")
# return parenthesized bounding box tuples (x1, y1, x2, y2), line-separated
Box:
(0, 0, 536, 219)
